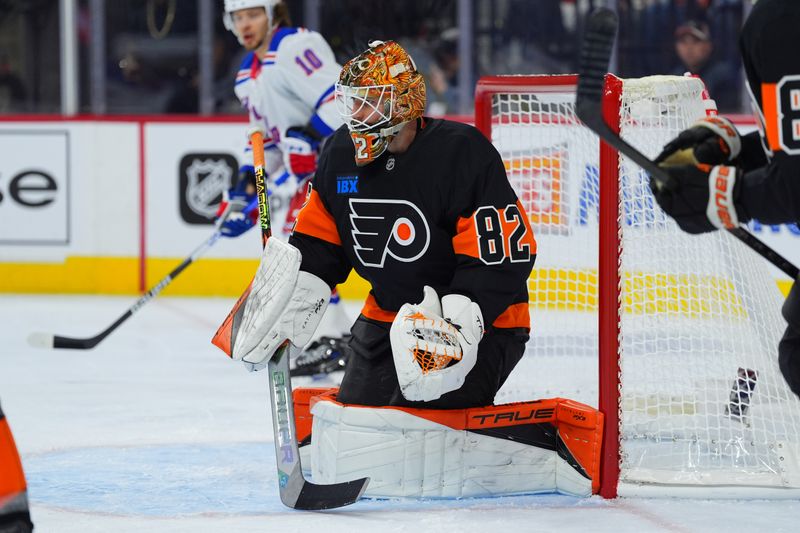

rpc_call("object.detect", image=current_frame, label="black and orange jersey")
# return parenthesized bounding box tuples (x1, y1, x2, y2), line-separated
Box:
(738, 0, 800, 225)
(288, 118, 536, 329)
(0, 403, 32, 531)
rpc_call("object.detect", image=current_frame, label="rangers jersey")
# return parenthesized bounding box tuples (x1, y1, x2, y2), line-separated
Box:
(235, 27, 342, 157)
(234, 26, 343, 237)
(739, 0, 800, 225)
(289, 118, 537, 329)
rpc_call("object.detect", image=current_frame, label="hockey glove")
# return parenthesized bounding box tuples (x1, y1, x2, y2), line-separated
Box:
(281, 126, 321, 179)
(650, 164, 745, 234)
(655, 116, 741, 167)
(283, 177, 311, 235)
(391, 286, 483, 402)
(216, 169, 258, 238)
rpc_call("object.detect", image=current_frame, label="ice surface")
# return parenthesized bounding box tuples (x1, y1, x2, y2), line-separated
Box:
(2, 295, 800, 532)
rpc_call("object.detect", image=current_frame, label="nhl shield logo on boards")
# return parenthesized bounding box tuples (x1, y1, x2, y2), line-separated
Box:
(179, 153, 238, 224)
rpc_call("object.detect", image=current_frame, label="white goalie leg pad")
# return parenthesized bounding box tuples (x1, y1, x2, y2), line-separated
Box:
(232, 239, 330, 365)
(309, 398, 596, 498)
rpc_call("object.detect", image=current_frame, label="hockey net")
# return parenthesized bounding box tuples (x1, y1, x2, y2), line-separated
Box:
(475, 74, 800, 497)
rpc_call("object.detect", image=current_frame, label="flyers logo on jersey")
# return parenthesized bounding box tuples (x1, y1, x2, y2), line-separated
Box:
(349, 199, 430, 267)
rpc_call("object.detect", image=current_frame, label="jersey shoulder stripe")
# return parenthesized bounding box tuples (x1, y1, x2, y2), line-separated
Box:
(267, 27, 306, 52)
(264, 27, 312, 66)
(262, 54, 277, 66)
(237, 51, 256, 73)
(314, 84, 335, 109)
(235, 51, 260, 85)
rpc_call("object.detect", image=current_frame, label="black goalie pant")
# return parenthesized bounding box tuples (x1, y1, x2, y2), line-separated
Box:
(337, 315, 528, 409)
(780, 278, 800, 398)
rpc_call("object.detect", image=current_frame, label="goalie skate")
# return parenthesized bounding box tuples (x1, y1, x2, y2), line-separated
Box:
(290, 336, 351, 378)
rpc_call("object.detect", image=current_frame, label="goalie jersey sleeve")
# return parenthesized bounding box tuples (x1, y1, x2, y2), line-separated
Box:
(738, 0, 800, 225)
(289, 118, 536, 329)
(447, 135, 537, 327)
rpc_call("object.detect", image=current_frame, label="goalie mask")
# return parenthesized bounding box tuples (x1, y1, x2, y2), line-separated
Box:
(335, 40, 427, 166)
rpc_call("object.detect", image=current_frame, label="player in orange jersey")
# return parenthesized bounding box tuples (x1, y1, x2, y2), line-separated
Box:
(653, 0, 800, 399)
(0, 402, 32, 533)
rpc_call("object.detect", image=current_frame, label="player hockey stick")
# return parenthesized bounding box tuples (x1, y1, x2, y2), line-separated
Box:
(248, 128, 369, 510)
(575, 8, 799, 279)
(27, 223, 226, 350)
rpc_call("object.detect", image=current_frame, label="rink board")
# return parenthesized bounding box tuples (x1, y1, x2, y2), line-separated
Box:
(0, 117, 796, 299)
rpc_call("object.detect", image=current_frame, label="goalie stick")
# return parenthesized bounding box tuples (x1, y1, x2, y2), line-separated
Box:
(248, 128, 369, 510)
(27, 223, 225, 350)
(575, 7, 799, 279)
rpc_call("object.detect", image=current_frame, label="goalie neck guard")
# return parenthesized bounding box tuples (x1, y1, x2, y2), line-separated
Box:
(335, 40, 426, 166)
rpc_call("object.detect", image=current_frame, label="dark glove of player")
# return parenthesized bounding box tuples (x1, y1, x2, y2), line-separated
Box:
(282, 126, 322, 179)
(655, 116, 742, 167)
(650, 164, 743, 234)
(215, 176, 259, 238)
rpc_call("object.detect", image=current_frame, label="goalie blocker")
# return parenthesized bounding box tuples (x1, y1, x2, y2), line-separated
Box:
(293, 388, 603, 498)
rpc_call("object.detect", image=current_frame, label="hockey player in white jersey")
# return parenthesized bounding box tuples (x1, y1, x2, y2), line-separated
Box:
(220, 0, 352, 375)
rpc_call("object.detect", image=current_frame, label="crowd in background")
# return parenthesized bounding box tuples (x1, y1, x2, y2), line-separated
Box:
(0, 0, 746, 116)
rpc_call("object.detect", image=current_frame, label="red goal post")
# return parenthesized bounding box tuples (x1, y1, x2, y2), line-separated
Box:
(476, 74, 623, 497)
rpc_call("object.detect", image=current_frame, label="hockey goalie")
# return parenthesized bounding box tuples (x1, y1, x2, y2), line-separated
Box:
(212, 40, 603, 498)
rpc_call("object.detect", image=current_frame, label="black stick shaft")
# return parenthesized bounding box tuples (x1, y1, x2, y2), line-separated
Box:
(49, 231, 222, 349)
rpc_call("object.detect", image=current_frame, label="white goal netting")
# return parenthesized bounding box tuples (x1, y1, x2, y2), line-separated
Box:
(483, 74, 800, 495)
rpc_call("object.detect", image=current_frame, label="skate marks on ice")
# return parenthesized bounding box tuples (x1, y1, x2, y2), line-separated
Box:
(25, 442, 280, 516)
(29, 439, 792, 533)
(24, 440, 589, 517)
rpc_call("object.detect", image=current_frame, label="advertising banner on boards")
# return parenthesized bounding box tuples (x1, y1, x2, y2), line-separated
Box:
(0, 130, 69, 245)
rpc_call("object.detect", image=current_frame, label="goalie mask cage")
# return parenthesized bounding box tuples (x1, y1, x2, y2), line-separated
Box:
(475, 74, 800, 499)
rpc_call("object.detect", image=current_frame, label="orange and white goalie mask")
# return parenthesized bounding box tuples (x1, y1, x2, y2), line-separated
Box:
(335, 40, 426, 166)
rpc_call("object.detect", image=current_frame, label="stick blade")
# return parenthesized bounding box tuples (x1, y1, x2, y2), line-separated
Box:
(576, 7, 618, 122)
(30, 333, 99, 350)
(277, 450, 369, 510)
(27, 332, 54, 349)
(290, 476, 370, 511)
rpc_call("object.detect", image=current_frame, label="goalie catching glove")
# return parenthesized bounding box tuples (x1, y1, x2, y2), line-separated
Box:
(390, 286, 484, 402)
(212, 238, 330, 371)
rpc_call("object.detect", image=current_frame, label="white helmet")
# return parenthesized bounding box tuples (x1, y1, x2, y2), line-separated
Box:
(222, 0, 278, 42)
